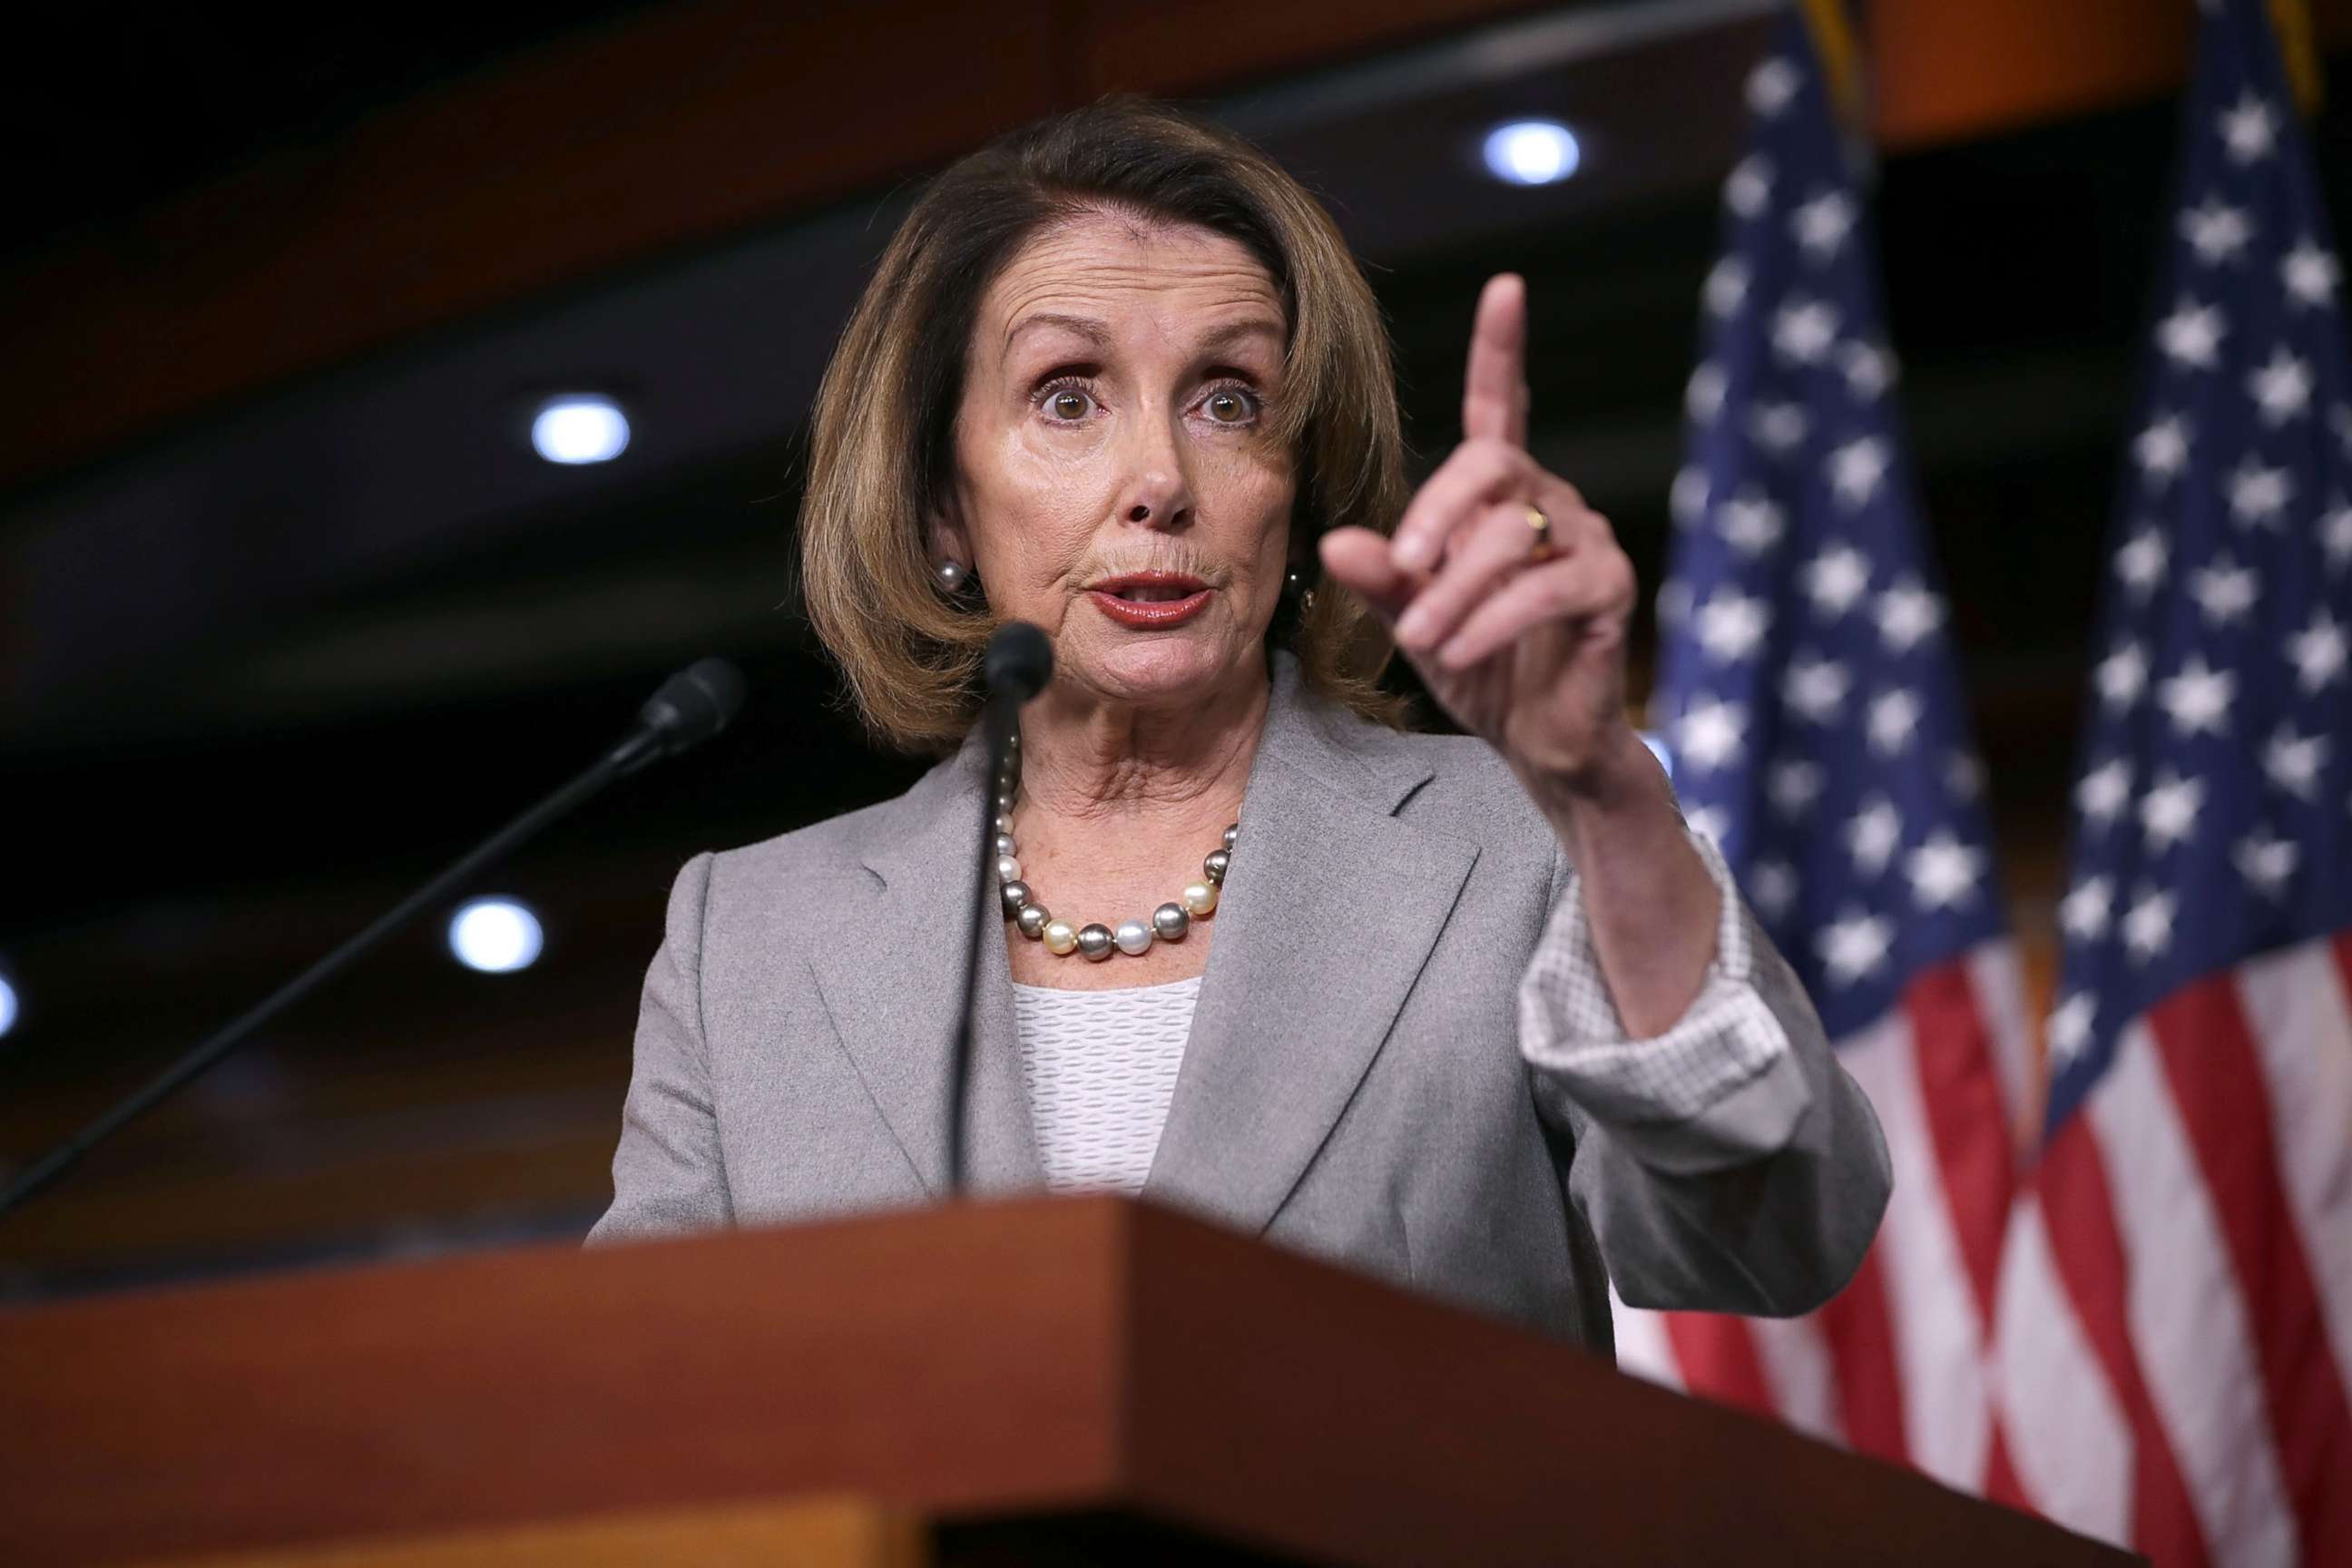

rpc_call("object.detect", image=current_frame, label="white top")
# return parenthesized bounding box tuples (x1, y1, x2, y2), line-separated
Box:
(1004, 830, 1796, 1197)
(1010, 976, 1201, 1194)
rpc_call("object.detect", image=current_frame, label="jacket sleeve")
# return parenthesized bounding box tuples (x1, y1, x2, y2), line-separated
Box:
(584, 851, 736, 1247)
(1519, 835, 1891, 1316)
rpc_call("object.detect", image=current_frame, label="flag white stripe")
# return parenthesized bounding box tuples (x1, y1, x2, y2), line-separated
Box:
(1990, 1195, 2134, 1547)
(1965, 939, 2040, 1144)
(2089, 1022, 2298, 1565)
(1606, 1284, 1685, 1393)
(2232, 937, 2352, 1396)
(1750, 1313, 1845, 1445)
(1838, 1007, 1989, 1489)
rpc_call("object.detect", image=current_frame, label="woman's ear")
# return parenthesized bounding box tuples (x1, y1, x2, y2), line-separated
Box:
(926, 500, 972, 574)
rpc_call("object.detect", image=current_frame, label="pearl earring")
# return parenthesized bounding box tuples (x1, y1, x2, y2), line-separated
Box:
(936, 559, 968, 593)
(1285, 568, 1317, 614)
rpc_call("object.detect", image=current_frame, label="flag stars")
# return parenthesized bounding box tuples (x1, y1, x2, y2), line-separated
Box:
(2187, 555, 2259, 628)
(2247, 347, 2313, 425)
(1747, 858, 1798, 921)
(2234, 828, 2298, 897)
(1685, 362, 1727, 422)
(1867, 688, 1924, 755)
(1782, 654, 1850, 723)
(1746, 58, 1801, 117)
(2158, 656, 2235, 737)
(2157, 297, 2228, 369)
(2220, 93, 2279, 163)
(1684, 804, 1731, 848)
(1791, 190, 1857, 261)
(1676, 697, 1747, 772)
(1818, 909, 1896, 986)
(2179, 196, 2254, 266)
(1773, 297, 1843, 365)
(1847, 795, 1904, 876)
(2226, 456, 2292, 528)
(2097, 642, 2150, 711)
(1875, 578, 1945, 652)
(2123, 887, 2178, 963)
(1839, 340, 1896, 401)
(2134, 414, 2191, 485)
(2077, 758, 2133, 829)
(2262, 724, 2329, 799)
(1945, 750, 1985, 803)
(2139, 769, 2207, 853)
(2286, 610, 2347, 691)
(2323, 498, 2352, 570)
(1694, 587, 1771, 663)
(1717, 490, 1787, 556)
(1768, 758, 1825, 818)
(1726, 154, 1776, 219)
(2283, 240, 2342, 309)
(1802, 544, 1873, 618)
(1906, 832, 1984, 910)
(1704, 257, 1750, 318)
(2060, 876, 2112, 942)
(2115, 528, 2170, 598)
(1828, 436, 1890, 509)
(2048, 993, 2099, 1071)
(1747, 401, 1811, 456)
(1671, 466, 1710, 529)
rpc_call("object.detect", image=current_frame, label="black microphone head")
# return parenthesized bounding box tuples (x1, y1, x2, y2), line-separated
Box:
(984, 622, 1054, 702)
(637, 658, 748, 757)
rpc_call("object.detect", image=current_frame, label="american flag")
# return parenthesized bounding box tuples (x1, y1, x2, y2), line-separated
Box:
(1615, 7, 2037, 1494)
(1988, 3, 2352, 1563)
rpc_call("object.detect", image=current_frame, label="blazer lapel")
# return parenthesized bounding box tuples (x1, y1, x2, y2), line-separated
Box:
(1143, 666, 1479, 1233)
(807, 739, 1044, 1199)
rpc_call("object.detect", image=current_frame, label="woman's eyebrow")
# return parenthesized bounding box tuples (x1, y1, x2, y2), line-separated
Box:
(1195, 318, 1285, 357)
(1004, 311, 1109, 355)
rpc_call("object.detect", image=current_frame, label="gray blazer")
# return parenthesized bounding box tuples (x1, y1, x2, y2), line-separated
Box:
(589, 657, 1892, 1349)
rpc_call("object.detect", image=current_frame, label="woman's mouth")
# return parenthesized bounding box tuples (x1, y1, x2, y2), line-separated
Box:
(1086, 572, 1213, 629)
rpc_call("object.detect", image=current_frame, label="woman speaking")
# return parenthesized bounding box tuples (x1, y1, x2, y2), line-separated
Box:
(590, 100, 1889, 1344)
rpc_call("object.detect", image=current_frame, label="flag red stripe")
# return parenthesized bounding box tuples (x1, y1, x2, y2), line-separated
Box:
(1815, 1240, 1909, 1463)
(1901, 959, 2016, 1322)
(1661, 1312, 1776, 1418)
(1981, 1414, 2032, 1515)
(2036, 1115, 2210, 1565)
(2148, 973, 2352, 1565)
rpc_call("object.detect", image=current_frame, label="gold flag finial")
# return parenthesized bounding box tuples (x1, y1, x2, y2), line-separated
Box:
(2268, 0, 2324, 114)
(1798, 0, 1865, 130)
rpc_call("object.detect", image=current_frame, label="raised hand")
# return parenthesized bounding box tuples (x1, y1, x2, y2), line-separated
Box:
(1321, 274, 1646, 800)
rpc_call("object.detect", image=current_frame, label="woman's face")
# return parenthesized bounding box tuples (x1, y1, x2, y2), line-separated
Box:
(939, 211, 1297, 713)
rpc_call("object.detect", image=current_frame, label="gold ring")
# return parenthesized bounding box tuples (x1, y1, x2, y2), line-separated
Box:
(1524, 503, 1556, 561)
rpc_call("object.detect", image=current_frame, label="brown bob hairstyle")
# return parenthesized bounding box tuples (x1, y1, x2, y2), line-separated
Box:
(798, 97, 1411, 753)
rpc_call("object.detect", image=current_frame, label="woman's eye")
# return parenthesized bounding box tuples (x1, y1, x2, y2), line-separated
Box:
(1046, 388, 1093, 421)
(1203, 388, 1257, 425)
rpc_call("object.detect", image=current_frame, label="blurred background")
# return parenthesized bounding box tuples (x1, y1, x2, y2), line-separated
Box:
(5, 0, 2348, 1299)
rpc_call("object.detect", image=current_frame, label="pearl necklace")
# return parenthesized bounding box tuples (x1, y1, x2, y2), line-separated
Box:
(991, 736, 1236, 961)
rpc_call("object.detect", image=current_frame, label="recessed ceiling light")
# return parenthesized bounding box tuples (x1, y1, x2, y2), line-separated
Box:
(0, 974, 16, 1038)
(448, 897, 545, 974)
(1482, 120, 1583, 187)
(531, 394, 632, 465)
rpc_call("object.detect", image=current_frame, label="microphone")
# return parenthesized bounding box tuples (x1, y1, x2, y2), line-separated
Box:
(0, 658, 750, 1222)
(945, 622, 1054, 1195)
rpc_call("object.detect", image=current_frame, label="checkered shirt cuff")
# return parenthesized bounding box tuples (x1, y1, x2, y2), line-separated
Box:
(1517, 829, 1792, 1125)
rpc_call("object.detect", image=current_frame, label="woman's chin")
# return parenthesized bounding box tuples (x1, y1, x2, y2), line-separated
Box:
(1064, 628, 1259, 709)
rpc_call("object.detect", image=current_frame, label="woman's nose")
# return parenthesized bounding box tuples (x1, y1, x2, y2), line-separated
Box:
(1113, 415, 1195, 531)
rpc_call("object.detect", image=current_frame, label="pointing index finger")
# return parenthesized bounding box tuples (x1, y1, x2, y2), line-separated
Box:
(1462, 273, 1530, 448)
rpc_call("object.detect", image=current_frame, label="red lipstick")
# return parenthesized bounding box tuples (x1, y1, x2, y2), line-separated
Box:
(1084, 571, 1213, 629)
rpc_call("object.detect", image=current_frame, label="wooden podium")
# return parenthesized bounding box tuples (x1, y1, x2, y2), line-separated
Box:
(1, 1196, 2134, 1566)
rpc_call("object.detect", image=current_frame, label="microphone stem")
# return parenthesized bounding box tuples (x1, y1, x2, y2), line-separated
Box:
(0, 746, 637, 1223)
(945, 694, 1015, 1198)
